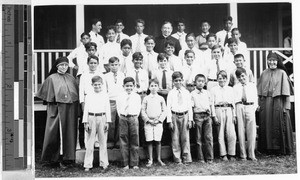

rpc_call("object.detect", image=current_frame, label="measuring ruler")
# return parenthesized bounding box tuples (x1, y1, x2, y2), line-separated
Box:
(2, 4, 33, 173)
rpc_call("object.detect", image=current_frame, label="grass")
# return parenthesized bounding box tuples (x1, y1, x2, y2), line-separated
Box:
(35, 149, 297, 177)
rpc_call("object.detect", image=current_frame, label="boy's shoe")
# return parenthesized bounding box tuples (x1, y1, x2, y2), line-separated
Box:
(133, 166, 139, 169)
(146, 160, 153, 167)
(158, 160, 166, 166)
(123, 165, 129, 170)
(206, 160, 213, 164)
(84, 168, 90, 172)
(249, 157, 257, 161)
(221, 156, 228, 161)
(59, 162, 68, 169)
(177, 162, 183, 165)
(102, 165, 108, 170)
(229, 156, 236, 161)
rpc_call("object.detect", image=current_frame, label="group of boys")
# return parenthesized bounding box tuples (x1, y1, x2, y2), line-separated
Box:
(67, 16, 258, 171)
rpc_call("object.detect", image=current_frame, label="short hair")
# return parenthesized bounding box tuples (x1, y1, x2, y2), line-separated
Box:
(211, 44, 223, 52)
(91, 18, 101, 26)
(194, 74, 206, 81)
(227, 38, 238, 45)
(184, 49, 195, 57)
(115, 19, 124, 25)
(175, 18, 185, 26)
(91, 75, 103, 84)
(157, 53, 167, 62)
(87, 55, 99, 63)
(206, 33, 217, 41)
(164, 40, 175, 48)
(223, 16, 233, 22)
(85, 42, 97, 51)
(217, 70, 227, 79)
(231, 28, 240, 34)
(123, 76, 135, 85)
(120, 38, 132, 48)
(80, 32, 91, 38)
(132, 52, 143, 60)
(234, 53, 245, 60)
(201, 20, 210, 26)
(162, 20, 172, 27)
(135, 18, 145, 26)
(109, 56, 119, 63)
(235, 67, 247, 77)
(149, 78, 159, 86)
(144, 35, 155, 43)
(185, 33, 196, 41)
(172, 71, 183, 80)
(106, 25, 116, 33)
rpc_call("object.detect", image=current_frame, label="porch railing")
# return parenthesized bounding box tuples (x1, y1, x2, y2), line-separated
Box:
(33, 48, 293, 99)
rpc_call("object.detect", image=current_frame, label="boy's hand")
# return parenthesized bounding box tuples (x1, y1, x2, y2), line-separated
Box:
(84, 123, 90, 132)
(233, 116, 237, 124)
(168, 122, 174, 131)
(154, 119, 160, 125)
(212, 117, 220, 125)
(104, 123, 109, 132)
(256, 106, 260, 112)
(187, 121, 193, 129)
(73, 65, 79, 70)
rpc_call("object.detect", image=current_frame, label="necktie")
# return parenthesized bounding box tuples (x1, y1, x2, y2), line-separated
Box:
(116, 33, 121, 43)
(224, 32, 229, 46)
(135, 70, 140, 88)
(216, 59, 220, 74)
(136, 35, 141, 52)
(114, 73, 117, 83)
(242, 85, 247, 103)
(178, 89, 183, 104)
(162, 70, 167, 89)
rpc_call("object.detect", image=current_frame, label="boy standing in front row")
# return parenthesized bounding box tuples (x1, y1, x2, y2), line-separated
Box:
(233, 67, 257, 161)
(141, 78, 167, 167)
(82, 75, 111, 171)
(191, 74, 214, 163)
(116, 77, 141, 169)
(167, 71, 193, 164)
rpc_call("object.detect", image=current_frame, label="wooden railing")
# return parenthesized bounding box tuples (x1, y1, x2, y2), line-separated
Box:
(33, 48, 293, 96)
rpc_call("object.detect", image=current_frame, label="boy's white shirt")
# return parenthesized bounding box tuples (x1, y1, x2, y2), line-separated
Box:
(168, 54, 183, 72)
(114, 32, 130, 43)
(104, 71, 125, 100)
(99, 41, 121, 65)
(89, 30, 105, 50)
(171, 31, 188, 50)
(117, 52, 133, 74)
(142, 51, 158, 75)
(233, 82, 258, 108)
(130, 33, 148, 53)
(126, 68, 149, 93)
(151, 67, 173, 91)
(67, 43, 89, 76)
(116, 91, 141, 117)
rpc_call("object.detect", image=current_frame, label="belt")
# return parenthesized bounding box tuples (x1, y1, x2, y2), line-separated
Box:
(120, 114, 137, 117)
(88, 112, 106, 116)
(236, 102, 254, 105)
(194, 112, 209, 116)
(171, 110, 188, 116)
(137, 91, 147, 95)
(215, 104, 233, 108)
(208, 78, 217, 82)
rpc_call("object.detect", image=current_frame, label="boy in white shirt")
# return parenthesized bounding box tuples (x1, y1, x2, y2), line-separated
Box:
(229, 54, 254, 87)
(196, 20, 211, 47)
(167, 71, 193, 164)
(130, 19, 148, 53)
(171, 18, 188, 50)
(142, 36, 158, 78)
(116, 77, 141, 169)
(82, 75, 111, 171)
(165, 41, 182, 72)
(115, 19, 130, 44)
(233, 67, 257, 161)
(89, 18, 105, 49)
(118, 39, 133, 74)
(105, 56, 125, 147)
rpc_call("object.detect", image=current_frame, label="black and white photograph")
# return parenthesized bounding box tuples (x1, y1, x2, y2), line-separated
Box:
(1, 0, 299, 179)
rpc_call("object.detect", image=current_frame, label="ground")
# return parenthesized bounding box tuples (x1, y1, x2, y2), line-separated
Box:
(35, 148, 297, 177)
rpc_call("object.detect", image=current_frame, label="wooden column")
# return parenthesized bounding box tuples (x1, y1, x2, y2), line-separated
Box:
(76, 5, 85, 46)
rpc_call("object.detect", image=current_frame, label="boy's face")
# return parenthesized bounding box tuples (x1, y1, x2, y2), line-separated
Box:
(133, 58, 143, 69)
(186, 84, 195, 92)
(217, 74, 227, 87)
(165, 44, 175, 56)
(106, 29, 116, 42)
(232, 30, 241, 40)
(81, 35, 91, 45)
(185, 52, 194, 66)
(109, 61, 120, 73)
(173, 77, 183, 89)
(121, 44, 132, 57)
(149, 82, 159, 94)
(177, 22, 185, 33)
(234, 57, 245, 68)
(161, 23, 172, 37)
(92, 21, 102, 33)
(123, 81, 134, 94)
(237, 72, 247, 85)
(207, 37, 216, 49)
(186, 36, 195, 49)
(145, 39, 155, 52)
(57, 63, 69, 74)
(229, 42, 238, 54)
(224, 20, 233, 31)
(86, 46, 97, 56)
(201, 22, 210, 33)
(195, 77, 206, 90)
(212, 48, 222, 60)
(135, 22, 144, 34)
(92, 81, 103, 93)
(88, 58, 99, 72)
(115, 22, 124, 33)
(158, 58, 168, 69)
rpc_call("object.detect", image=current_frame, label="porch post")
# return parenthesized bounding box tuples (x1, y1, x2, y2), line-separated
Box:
(76, 5, 85, 46)
(229, 3, 238, 28)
